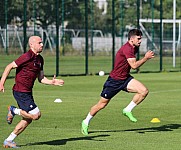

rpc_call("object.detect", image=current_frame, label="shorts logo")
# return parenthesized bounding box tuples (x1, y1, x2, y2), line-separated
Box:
(105, 94, 107, 97)
(30, 105, 33, 108)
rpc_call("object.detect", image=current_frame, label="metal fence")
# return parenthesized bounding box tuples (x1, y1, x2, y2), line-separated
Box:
(0, 0, 181, 76)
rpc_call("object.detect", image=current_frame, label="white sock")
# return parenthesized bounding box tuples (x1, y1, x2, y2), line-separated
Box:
(14, 108, 21, 115)
(83, 112, 93, 126)
(6, 132, 17, 141)
(124, 101, 137, 112)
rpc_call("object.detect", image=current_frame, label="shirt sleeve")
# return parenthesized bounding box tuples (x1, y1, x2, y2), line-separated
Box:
(40, 55, 44, 70)
(14, 53, 31, 67)
(123, 46, 136, 59)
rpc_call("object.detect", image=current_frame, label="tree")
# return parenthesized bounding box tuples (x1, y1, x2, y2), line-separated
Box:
(0, 0, 180, 35)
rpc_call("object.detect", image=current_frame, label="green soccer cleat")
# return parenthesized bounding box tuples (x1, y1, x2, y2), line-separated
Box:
(81, 121, 89, 135)
(122, 109, 137, 122)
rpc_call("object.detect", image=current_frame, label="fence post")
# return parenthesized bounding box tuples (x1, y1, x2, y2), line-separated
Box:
(137, 0, 140, 58)
(160, 0, 163, 71)
(136, 0, 140, 73)
(5, 0, 8, 54)
(85, 0, 88, 75)
(91, 0, 94, 56)
(120, 0, 124, 46)
(61, 0, 65, 56)
(33, 0, 36, 35)
(56, 0, 60, 76)
(23, 0, 27, 53)
(151, 0, 155, 50)
(112, 0, 115, 70)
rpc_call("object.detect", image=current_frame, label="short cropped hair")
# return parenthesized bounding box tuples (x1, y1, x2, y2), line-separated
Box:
(128, 29, 142, 40)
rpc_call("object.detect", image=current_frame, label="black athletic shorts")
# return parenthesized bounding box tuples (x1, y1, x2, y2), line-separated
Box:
(100, 75, 133, 100)
(13, 90, 37, 113)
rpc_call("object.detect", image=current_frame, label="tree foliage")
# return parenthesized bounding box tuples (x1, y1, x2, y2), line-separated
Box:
(0, 0, 180, 35)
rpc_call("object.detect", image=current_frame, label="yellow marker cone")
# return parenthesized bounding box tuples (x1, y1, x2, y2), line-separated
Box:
(151, 118, 160, 123)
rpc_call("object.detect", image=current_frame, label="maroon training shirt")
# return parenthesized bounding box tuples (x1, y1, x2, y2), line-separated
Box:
(13, 49, 44, 92)
(110, 42, 138, 80)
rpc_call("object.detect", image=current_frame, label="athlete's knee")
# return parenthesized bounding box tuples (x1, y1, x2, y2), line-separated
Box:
(36, 113, 41, 120)
(32, 113, 41, 120)
(141, 88, 149, 98)
(29, 107, 41, 120)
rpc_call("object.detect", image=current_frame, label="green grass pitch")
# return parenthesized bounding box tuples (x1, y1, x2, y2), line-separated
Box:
(1, 72, 181, 150)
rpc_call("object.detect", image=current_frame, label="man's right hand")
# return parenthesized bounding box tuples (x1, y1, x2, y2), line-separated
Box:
(145, 50, 155, 60)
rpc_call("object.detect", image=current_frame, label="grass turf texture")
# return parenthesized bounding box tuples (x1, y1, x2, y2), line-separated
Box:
(1, 54, 181, 77)
(1, 72, 181, 149)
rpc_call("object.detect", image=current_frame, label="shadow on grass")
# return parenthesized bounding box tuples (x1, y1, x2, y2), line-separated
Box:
(124, 124, 181, 133)
(20, 134, 110, 147)
(90, 124, 181, 134)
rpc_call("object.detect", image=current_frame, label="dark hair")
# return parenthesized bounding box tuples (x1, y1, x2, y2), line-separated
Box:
(128, 29, 142, 40)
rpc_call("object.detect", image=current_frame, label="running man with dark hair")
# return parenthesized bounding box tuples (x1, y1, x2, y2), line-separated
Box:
(81, 29, 154, 135)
